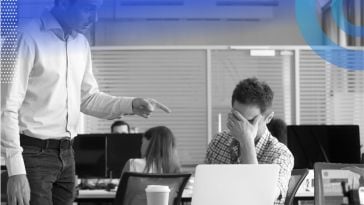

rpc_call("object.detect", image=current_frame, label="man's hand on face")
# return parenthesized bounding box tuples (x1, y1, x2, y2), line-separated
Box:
(227, 110, 262, 144)
(7, 174, 30, 205)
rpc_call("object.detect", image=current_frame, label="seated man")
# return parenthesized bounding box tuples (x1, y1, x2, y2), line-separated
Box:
(205, 78, 294, 205)
(111, 120, 130, 134)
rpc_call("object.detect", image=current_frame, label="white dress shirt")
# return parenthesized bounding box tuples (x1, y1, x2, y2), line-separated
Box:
(1, 11, 134, 176)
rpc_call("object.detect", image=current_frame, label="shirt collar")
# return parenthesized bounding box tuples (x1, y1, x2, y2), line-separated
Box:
(41, 10, 78, 40)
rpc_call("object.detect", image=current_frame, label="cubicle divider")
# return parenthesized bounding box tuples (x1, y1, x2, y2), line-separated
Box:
(73, 133, 143, 179)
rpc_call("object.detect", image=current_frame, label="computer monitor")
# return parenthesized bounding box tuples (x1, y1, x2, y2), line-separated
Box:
(314, 162, 364, 205)
(73, 134, 107, 178)
(287, 125, 361, 169)
(106, 133, 143, 178)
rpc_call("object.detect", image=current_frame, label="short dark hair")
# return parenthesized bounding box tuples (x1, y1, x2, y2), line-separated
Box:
(267, 118, 287, 145)
(110, 120, 130, 133)
(231, 78, 273, 113)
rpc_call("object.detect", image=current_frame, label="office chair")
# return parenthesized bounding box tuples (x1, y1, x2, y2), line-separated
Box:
(284, 169, 309, 205)
(113, 172, 191, 205)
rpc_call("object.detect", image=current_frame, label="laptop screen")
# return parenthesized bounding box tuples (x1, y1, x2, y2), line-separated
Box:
(192, 164, 279, 205)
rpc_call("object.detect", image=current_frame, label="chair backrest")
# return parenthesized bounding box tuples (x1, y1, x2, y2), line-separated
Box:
(314, 162, 364, 205)
(284, 169, 309, 205)
(113, 172, 191, 205)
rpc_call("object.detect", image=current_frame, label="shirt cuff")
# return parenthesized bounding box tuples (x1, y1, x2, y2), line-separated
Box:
(119, 97, 135, 115)
(5, 153, 26, 176)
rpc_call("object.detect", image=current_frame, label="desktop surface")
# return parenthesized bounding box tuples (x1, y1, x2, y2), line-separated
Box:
(76, 172, 314, 204)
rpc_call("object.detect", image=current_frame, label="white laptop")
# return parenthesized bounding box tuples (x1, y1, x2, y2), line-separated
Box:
(191, 164, 280, 205)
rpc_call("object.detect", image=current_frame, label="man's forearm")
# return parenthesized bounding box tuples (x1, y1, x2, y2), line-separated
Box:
(238, 139, 258, 164)
(81, 92, 134, 119)
(2, 110, 27, 176)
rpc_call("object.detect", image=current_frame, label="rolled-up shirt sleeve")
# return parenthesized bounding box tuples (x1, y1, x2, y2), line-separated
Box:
(1, 32, 35, 176)
(80, 42, 134, 119)
(273, 148, 294, 203)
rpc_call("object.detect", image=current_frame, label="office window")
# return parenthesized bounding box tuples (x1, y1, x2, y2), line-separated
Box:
(210, 49, 294, 138)
(83, 49, 207, 165)
(298, 49, 364, 148)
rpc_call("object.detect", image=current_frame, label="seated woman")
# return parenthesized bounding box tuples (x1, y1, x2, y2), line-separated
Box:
(118, 126, 183, 205)
(122, 126, 181, 174)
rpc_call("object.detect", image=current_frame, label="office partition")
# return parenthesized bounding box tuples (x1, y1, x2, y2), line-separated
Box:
(73, 133, 142, 178)
(287, 125, 361, 169)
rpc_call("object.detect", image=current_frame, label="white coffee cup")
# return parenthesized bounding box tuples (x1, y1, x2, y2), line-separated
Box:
(145, 185, 170, 205)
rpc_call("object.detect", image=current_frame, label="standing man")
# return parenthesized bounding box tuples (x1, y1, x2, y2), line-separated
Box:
(1, 0, 170, 205)
(205, 78, 294, 205)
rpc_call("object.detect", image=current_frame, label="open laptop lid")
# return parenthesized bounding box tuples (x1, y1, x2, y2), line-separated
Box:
(192, 164, 280, 205)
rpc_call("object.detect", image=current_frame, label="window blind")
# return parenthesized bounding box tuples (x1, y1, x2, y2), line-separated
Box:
(299, 49, 364, 150)
(82, 49, 207, 165)
(298, 49, 332, 124)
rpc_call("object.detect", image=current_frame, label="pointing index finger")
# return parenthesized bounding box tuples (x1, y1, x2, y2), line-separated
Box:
(154, 101, 171, 113)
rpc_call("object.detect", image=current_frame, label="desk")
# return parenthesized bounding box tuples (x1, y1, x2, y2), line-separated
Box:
(77, 190, 115, 199)
(75, 188, 193, 204)
(293, 170, 314, 205)
(76, 190, 115, 205)
(294, 190, 314, 205)
(296, 190, 314, 198)
(77, 188, 193, 198)
(76, 173, 314, 205)
(76, 189, 311, 204)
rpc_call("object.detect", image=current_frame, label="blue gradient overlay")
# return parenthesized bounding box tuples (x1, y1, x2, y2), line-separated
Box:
(331, 0, 364, 37)
(1, 0, 18, 84)
(295, 0, 363, 70)
(4, 0, 363, 70)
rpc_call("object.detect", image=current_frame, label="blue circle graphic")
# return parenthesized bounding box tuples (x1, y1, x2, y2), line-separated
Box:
(295, 0, 363, 70)
(331, 0, 364, 37)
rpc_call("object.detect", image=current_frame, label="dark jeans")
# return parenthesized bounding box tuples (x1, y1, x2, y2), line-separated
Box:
(22, 143, 75, 205)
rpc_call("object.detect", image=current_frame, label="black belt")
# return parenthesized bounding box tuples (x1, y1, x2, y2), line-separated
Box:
(20, 134, 72, 150)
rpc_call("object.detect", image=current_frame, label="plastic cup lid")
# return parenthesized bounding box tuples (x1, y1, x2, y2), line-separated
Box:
(145, 185, 170, 192)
